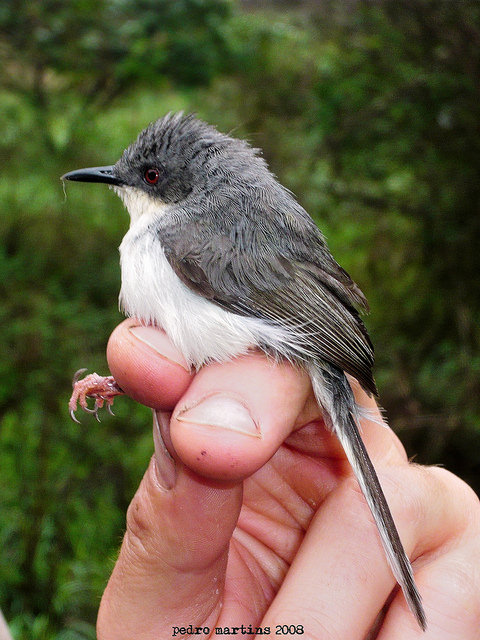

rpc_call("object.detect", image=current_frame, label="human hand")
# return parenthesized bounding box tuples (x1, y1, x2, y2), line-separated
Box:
(97, 318, 480, 639)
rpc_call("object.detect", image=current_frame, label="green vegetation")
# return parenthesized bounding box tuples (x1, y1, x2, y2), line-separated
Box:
(1, 1, 479, 636)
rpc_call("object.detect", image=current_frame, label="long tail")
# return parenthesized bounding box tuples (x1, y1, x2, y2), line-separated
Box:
(309, 364, 427, 631)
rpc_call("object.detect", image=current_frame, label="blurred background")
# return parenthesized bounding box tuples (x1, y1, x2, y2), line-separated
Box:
(1, 0, 479, 637)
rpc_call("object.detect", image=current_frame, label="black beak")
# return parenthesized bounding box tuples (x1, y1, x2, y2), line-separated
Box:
(61, 165, 124, 186)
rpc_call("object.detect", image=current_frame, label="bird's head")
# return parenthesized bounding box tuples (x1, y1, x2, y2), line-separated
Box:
(62, 113, 268, 222)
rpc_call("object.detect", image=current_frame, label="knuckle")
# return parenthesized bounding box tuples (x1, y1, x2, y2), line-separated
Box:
(422, 466, 480, 531)
(124, 491, 152, 559)
(124, 473, 161, 561)
(348, 464, 426, 523)
(126, 488, 151, 540)
(342, 464, 428, 548)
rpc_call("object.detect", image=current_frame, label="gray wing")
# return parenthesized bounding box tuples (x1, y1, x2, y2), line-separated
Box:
(159, 214, 377, 395)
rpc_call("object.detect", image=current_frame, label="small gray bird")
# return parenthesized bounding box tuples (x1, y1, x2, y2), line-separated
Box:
(63, 112, 426, 629)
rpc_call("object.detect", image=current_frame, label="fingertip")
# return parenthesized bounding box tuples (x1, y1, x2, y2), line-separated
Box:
(106, 319, 194, 410)
(172, 391, 264, 480)
(170, 354, 312, 481)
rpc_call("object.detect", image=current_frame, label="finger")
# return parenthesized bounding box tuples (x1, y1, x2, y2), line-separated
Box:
(377, 468, 480, 639)
(259, 464, 477, 639)
(102, 322, 245, 638)
(97, 412, 243, 640)
(100, 325, 320, 637)
(106, 319, 193, 410)
(107, 321, 318, 480)
(169, 353, 313, 481)
(379, 549, 480, 639)
(107, 320, 407, 486)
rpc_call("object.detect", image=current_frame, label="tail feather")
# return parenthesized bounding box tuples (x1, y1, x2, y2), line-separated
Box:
(309, 364, 427, 631)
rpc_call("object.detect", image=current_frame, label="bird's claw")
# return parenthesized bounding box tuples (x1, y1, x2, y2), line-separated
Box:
(82, 404, 98, 414)
(69, 370, 124, 423)
(72, 368, 88, 388)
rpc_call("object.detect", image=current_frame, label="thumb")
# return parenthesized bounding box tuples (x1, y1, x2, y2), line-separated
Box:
(97, 412, 242, 639)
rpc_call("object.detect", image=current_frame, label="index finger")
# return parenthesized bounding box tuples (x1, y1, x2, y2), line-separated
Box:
(107, 318, 194, 409)
(107, 320, 407, 477)
(107, 319, 315, 480)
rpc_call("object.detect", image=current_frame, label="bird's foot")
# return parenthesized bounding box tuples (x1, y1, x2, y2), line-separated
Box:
(69, 368, 124, 423)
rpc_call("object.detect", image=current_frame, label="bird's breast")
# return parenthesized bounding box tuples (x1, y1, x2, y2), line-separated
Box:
(118, 221, 294, 368)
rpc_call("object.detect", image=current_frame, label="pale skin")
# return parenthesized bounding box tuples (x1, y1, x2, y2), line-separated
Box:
(97, 318, 480, 639)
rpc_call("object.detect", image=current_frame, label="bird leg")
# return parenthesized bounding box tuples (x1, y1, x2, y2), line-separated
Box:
(69, 368, 124, 423)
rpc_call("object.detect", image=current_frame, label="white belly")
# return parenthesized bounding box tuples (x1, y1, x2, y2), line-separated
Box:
(118, 214, 293, 368)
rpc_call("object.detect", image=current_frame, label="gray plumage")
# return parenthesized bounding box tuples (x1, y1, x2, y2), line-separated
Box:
(62, 112, 426, 630)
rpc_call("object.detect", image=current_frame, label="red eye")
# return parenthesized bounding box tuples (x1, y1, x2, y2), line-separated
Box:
(144, 168, 160, 184)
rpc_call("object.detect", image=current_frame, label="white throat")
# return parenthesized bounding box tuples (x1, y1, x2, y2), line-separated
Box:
(114, 186, 170, 225)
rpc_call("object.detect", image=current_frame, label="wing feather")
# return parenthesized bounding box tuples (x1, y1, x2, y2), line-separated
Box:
(159, 213, 377, 395)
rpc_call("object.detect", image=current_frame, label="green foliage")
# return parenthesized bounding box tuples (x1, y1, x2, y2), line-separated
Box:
(0, 84, 168, 633)
(0, 0, 235, 96)
(0, 0, 479, 636)
(308, 3, 480, 441)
